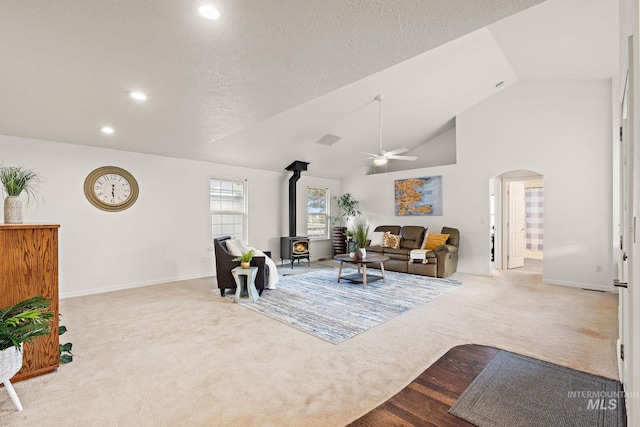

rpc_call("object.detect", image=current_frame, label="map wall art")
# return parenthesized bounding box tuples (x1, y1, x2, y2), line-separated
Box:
(395, 176, 443, 216)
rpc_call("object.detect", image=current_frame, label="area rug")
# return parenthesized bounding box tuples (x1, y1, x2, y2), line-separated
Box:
(449, 350, 626, 427)
(231, 267, 461, 344)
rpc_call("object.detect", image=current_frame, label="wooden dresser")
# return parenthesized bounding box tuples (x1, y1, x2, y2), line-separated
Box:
(0, 223, 60, 382)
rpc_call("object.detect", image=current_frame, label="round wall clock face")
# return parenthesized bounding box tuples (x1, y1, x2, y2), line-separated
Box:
(84, 166, 139, 212)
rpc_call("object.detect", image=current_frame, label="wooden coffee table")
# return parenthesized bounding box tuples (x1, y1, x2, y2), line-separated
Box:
(333, 253, 390, 288)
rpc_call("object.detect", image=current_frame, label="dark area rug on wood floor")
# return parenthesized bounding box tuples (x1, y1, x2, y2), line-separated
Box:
(449, 350, 626, 427)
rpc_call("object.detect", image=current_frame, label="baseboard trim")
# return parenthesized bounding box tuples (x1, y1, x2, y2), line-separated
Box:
(60, 273, 211, 299)
(542, 279, 613, 292)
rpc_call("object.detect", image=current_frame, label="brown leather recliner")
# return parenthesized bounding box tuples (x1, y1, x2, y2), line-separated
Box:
(213, 236, 270, 297)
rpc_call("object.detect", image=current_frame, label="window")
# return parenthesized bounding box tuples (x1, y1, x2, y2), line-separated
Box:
(210, 178, 246, 242)
(307, 187, 329, 239)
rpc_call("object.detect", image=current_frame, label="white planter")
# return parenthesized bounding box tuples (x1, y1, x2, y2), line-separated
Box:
(1, 345, 24, 411)
(4, 196, 23, 224)
(360, 248, 367, 258)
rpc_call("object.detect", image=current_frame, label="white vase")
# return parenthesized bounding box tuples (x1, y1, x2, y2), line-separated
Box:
(4, 196, 23, 224)
(360, 248, 367, 258)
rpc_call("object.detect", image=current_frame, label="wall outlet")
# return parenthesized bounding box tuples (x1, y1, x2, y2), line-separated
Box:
(595, 265, 602, 273)
(201, 256, 207, 263)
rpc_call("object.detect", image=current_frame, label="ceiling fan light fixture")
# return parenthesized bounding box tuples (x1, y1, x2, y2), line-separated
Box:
(374, 157, 388, 166)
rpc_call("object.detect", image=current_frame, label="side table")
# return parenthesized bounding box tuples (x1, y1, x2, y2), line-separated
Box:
(232, 266, 260, 303)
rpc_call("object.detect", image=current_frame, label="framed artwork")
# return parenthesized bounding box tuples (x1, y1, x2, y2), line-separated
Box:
(395, 176, 442, 216)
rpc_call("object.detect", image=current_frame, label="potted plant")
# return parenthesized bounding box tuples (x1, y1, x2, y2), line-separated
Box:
(352, 222, 370, 258)
(330, 193, 361, 255)
(0, 165, 41, 224)
(1, 296, 54, 411)
(232, 249, 255, 269)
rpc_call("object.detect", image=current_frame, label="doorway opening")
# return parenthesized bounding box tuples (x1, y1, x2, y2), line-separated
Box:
(490, 170, 544, 275)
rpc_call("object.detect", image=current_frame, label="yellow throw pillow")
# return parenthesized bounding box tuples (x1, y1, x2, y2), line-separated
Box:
(382, 232, 401, 249)
(423, 233, 450, 250)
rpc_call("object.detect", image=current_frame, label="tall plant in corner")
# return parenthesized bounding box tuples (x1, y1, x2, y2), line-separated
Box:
(0, 165, 41, 224)
(329, 193, 361, 255)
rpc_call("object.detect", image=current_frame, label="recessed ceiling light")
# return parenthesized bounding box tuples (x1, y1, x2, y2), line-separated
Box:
(128, 91, 147, 101)
(101, 126, 114, 134)
(198, 4, 220, 20)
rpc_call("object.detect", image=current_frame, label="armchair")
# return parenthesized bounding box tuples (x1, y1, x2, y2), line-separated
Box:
(213, 236, 270, 297)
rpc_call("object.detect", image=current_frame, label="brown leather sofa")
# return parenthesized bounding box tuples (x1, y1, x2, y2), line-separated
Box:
(366, 225, 459, 278)
(213, 236, 270, 297)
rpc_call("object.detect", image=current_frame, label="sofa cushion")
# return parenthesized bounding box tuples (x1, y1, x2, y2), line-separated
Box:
(382, 232, 401, 249)
(374, 225, 402, 234)
(400, 226, 426, 249)
(423, 233, 450, 250)
(366, 245, 385, 254)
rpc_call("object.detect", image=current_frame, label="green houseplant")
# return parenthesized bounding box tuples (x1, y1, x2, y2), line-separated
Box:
(1, 296, 54, 351)
(353, 222, 370, 250)
(330, 193, 361, 255)
(1, 296, 54, 411)
(232, 249, 255, 269)
(0, 165, 41, 224)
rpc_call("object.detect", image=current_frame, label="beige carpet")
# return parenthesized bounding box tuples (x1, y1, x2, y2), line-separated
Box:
(1, 260, 619, 426)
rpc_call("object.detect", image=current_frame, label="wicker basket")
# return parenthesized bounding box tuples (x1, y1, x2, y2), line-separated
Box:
(0, 345, 23, 381)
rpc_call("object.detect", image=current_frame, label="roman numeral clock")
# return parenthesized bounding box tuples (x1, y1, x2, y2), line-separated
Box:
(83, 166, 139, 212)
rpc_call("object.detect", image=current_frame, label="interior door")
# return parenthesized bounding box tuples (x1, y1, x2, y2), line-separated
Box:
(614, 37, 640, 419)
(507, 181, 526, 269)
(614, 66, 633, 384)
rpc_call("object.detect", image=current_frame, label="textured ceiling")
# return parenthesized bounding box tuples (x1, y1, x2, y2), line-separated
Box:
(0, 0, 618, 179)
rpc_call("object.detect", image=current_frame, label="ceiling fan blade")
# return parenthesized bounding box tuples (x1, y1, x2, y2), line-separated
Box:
(383, 147, 409, 156)
(360, 151, 379, 157)
(387, 155, 417, 161)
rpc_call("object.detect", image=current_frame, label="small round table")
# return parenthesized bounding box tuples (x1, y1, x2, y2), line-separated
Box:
(333, 253, 390, 288)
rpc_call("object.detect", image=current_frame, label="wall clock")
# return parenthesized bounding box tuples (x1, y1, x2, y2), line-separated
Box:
(84, 166, 139, 212)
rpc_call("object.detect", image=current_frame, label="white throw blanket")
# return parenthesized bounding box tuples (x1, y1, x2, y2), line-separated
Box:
(245, 246, 279, 290)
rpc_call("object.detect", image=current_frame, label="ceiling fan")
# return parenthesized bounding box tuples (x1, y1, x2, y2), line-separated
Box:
(361, 94, 417, 167)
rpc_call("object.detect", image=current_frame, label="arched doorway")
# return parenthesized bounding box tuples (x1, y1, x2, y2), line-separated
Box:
(490, 170, 544, 274)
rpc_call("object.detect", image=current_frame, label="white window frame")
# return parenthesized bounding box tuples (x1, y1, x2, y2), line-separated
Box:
(307, 187, 329, 240)
(210, 178, 248, 243)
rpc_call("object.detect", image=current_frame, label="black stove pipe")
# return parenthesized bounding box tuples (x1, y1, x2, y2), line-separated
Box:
(285, 161, 309, 237)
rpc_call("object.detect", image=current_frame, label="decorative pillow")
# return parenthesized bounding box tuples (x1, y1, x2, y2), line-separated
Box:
(369, 231, 385, 247)
(225, 238, 245, 256)
(382, 232, 401, 249)
(422, 233, 450, 250)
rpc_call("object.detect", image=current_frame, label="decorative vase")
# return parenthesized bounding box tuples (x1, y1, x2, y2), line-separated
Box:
(360, 248, 367, 258)
(4, 196, 23, 224)
(332, 226, 347, 255)
(241, 261, 250, 269)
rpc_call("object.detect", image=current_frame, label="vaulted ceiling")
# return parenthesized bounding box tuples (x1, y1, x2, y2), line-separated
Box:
(0, 0, 618, 179)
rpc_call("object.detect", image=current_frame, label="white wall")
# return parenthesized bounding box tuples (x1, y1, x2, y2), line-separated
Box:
(343, 79, 614, 289)
(0, 135, 340, 297)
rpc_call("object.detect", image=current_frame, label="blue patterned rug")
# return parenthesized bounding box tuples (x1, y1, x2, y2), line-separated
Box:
(233, 267, 462, 344)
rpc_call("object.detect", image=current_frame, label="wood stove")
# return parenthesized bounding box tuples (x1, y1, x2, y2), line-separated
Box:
(281, 161, 311, 268)
(280, 236, 310, 268)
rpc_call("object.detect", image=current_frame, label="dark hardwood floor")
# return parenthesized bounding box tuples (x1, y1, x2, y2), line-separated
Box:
(347, 344, 500, 427)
